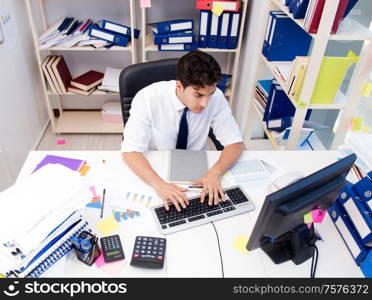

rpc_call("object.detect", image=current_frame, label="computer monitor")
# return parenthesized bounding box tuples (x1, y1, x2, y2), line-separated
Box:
(246, 154, 356, 265)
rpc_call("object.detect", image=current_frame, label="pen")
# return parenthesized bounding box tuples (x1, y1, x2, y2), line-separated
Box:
(100, 188, 106, 219)
(188, 185, 203, 188)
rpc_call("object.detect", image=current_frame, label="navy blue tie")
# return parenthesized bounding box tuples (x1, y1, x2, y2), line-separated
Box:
(176, 107, 189, 149)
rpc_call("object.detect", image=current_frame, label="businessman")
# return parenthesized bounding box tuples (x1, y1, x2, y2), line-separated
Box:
(122, 50, 244, 211)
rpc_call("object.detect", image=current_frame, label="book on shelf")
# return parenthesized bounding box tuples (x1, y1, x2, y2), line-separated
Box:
(70, 70, 104, 91)
(41, 56, 58, 94)
(67, 85, 97, 96)
(51, 56, 72, 94)
(46, 56, 63, 94)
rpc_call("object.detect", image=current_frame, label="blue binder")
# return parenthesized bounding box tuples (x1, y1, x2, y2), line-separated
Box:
(262, 11, 286, 57)
(217, 74, 232, 93)
(217, 12, 230, 49)
(101, 20, 140, 39)
(292, 0, 310, 19)
(338, 181, 372, 246)
(266, 116, 292, 130)
(361, 249, 372, 278)
(265, 14, 311, 61)
(353, 175, 372, 206)
(158, 42, 198, 51)
(154, 31, 194, 45)
(149, 19, 194, 34)
(227, 11, 241, 49)
(208, 12, 219, 48)
(328, 200, 369, 265)
(198, 10, 210, 48)
(89, 24, 129, 46)
(288, 0, 297, 13)
(343, 0, 359, 19)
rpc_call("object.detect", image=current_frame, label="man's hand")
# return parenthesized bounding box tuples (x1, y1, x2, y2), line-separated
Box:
(153, 180, 189, 212)
(192, 169, 225, 206)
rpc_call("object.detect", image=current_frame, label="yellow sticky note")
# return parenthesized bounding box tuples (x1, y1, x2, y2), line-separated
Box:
(304, 212, 313, 224)
(0, 274, 6, 278)
(232, 235, 250, 254)
(347, 50, 359, 63)
(79, 165, 90, 176)
(96, 216, 120, 236)
(296, 100, 307, 109)
(212, 3, 224, 16)
(351, 117, 362, 131)
(362, 82, 372, 97)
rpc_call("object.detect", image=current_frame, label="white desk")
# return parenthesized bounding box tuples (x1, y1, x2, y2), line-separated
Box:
(15, 150, 363, 278)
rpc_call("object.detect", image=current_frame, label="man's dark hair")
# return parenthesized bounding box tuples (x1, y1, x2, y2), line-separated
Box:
(176, 50, 221, 88)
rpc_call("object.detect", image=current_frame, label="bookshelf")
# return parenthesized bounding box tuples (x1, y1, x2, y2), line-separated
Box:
(245, 0, 372, 150)
(140, 0, 249, 108)
(25, 0, 137, 133)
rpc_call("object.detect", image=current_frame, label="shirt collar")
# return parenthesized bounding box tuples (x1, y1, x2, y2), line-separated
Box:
(170, 81, 187, 112)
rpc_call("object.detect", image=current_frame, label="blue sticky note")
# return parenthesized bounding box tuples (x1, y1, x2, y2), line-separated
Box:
(86, 201, 101, 209)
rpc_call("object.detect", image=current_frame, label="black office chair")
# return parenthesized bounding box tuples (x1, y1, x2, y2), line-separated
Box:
(119, 58, 224, 151)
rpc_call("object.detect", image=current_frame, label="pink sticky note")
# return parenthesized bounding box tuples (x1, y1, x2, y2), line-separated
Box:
(89, 186, 97, 197)
(140, 0, 151, 8)
(94, 248, 106, 268)
(307, 222, 313, 229)
(57, 139, 66, 145)
(312, 209, 326, 223)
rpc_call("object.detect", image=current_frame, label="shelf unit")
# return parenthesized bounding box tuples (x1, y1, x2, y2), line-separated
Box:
(140, 0, 248, 107)
(245, 0, 372, 150)
(25, 0, 137, 133)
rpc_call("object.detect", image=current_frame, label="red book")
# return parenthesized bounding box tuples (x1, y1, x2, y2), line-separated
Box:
(70, 70, 104, 91)
(51, 56, 72, 94)
(196, 0, 240, 12)
(67, 85, 96, 96)
(309, 0, 349, 34)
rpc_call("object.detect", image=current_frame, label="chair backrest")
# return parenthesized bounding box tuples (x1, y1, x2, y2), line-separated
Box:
(119, 58, 178, 123)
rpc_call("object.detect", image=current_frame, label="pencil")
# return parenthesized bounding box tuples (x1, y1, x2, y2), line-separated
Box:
(100, 188, 106, 218)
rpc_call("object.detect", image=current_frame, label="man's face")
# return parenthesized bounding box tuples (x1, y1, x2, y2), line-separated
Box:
(176, 81, 216, 114)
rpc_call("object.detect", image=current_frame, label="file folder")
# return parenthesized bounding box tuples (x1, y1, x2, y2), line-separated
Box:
(89, 24, 129, 46)
(266, 116, 292, 131)
(101, 20, 140, 39)
(158, 43, 198, 51)
(227, 11, 241, 49)
(328, 200, 369, 265)
(198, 10, 210, 48)
(154, 31, 194, 45)
(262, 11, 286, 57)
(149, 19, 194, 34)
(208, 12, 219, 48)
(288, 0, 297, 13)
(292, 0, 310, 19)
(353, 176, 372, 205)
(217, 12, 230, 49)
(196, 0, 240, 12)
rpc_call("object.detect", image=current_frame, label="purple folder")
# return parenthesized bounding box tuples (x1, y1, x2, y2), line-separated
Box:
(32, 155, 85, 173)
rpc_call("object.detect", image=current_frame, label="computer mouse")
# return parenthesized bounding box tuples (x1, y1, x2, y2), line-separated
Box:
(268, 171, 305, 193)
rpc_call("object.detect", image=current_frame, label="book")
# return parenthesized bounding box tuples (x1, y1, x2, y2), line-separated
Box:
(70, 70, 104, 91)
(51, 56, 72, 94)
(46, 56, 63, 94)
(67, 85, 97, 96)
(41, 56, 57, 94)
(32, 154, 85, 173)
(168, 150, 208, 184)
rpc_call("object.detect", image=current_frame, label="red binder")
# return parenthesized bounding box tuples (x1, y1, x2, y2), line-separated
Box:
(308, 0, 349, 34)
(196, 0, 240, 12)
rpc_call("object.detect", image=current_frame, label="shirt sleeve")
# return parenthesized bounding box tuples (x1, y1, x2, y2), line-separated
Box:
(121, 90, 152, 153)
(211, 90, 244, 147)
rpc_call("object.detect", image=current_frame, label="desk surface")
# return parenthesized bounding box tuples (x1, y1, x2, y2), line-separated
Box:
(14, 150, 363, 278)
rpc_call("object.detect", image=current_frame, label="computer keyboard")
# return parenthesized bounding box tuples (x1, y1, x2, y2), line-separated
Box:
(151, 186, 255, 234)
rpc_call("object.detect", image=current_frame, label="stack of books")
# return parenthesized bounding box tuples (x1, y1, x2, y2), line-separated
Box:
(254, 79, 272, 115)
(38, 17, 140, 49)
(68, 70, 104, 96)
(149, 19, 197, 51)
(196, 0, 241, 49)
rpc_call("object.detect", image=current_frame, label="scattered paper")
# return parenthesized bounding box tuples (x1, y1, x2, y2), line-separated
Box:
(232, 235, 250, 254)
(140, 0, 151, 8)
(57, 139, 66, 145)
(212, 3, 224, 16)
(96, 216, 120, 236)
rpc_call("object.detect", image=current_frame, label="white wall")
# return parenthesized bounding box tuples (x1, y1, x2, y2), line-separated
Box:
(0, 0, 48, 190)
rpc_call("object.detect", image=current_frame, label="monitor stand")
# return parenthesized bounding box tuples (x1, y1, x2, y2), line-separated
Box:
(260, 224, 318, 265)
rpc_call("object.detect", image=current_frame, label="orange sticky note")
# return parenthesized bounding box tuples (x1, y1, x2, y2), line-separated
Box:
(79, 165, 90, 176)
(212, 3, 224, 16)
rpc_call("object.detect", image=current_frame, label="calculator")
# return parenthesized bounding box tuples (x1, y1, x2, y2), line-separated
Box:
(100, 235, 125, 263)
(130, 236, 166, 269)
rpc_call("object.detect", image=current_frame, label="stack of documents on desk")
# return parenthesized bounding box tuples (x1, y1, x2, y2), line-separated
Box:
(224, 159, 273, 185)
(0, 164, 91, 262)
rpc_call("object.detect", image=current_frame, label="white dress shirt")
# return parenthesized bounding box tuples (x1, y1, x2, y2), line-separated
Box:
(121, 80, 243, 152)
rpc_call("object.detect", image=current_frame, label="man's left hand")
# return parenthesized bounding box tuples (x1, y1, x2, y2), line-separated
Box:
(192, 169, 225, 206)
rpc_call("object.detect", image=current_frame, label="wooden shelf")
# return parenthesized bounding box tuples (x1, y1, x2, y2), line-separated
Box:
(260, 54, 347, 110)
(47, 90, 119, 96)
(144, 33, 238, 53)
(271, 0, 372, 41)
(55, 111, 123, 133)
(39, 41, 133, 52)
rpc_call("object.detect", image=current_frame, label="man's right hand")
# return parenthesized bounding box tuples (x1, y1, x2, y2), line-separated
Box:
(153, 180, 189, 212)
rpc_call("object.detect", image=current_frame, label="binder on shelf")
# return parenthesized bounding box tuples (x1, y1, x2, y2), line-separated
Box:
(262, 11, 286, 57)
(88, 24, 129, 47)
(101, 20, 140, 39)
(353, 175, 372, 205)
(265, 14, 311, 61)
(267, 116, 292, 131)
(292, 0, 310, 19)
(148, 19, 194, 34)
(217, 73, 232, 93)
(343, 0, 359, 19)
(288, 0, 297, 13)
(361, 249, 372, 278)
(158, 43, 198, 51)
(217, 12, 230, 49)
(196, 0, 240, 12)
(227, 11, 241, 49)
(328, 200, 370, 265)
(153, 31, 195, 45)
(208, 12, 219, 48)
(198, 10, 210, 48)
